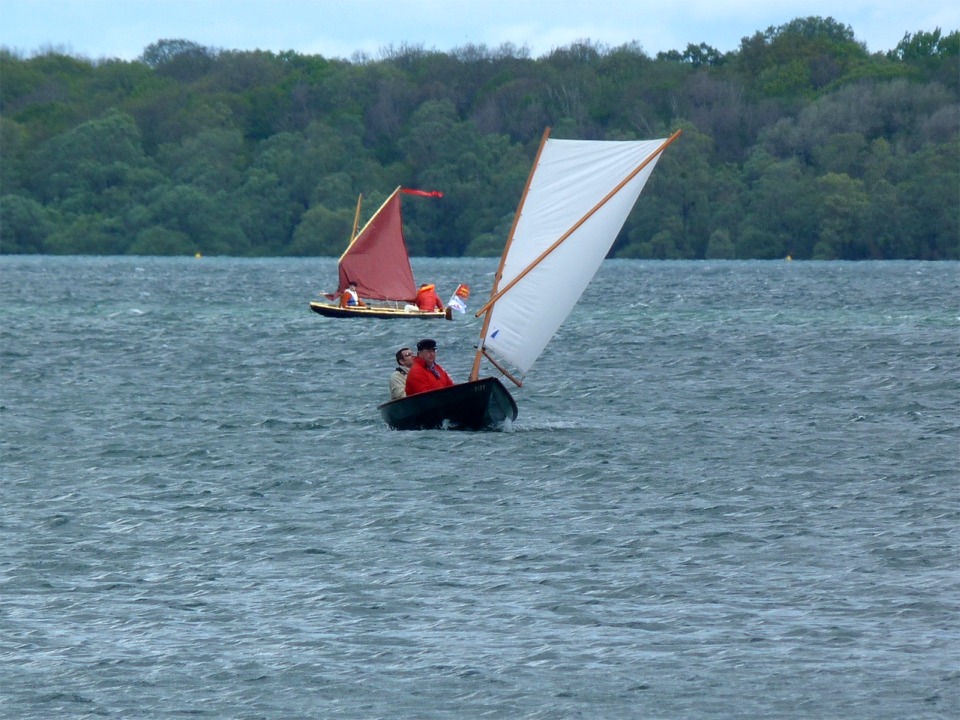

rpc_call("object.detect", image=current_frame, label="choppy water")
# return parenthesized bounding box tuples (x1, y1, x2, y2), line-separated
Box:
(1, 256, 958, 719)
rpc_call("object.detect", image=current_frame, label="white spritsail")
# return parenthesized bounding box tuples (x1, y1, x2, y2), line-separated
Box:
(472, 129, 681, 384)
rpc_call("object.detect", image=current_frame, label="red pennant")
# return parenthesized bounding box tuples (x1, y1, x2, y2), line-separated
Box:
(400, 188, 444, 198)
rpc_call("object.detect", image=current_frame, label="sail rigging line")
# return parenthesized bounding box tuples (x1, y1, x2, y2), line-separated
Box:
(481, 348, 523, 387)
(473, 129, 682, 321)
(470, 127, 553, 382)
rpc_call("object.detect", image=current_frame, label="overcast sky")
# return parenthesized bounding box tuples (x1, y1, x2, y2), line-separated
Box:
(2, 0, 957, 61)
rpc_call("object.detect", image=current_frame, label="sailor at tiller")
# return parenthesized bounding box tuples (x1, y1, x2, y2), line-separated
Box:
(405, 338, 454, 395)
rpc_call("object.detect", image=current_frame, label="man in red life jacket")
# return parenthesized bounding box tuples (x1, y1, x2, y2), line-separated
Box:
(414, 283, 444, 312)
(405, 338, 454, 396)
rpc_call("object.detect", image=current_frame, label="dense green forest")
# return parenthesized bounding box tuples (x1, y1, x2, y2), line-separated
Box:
(1, 17, 958, 259)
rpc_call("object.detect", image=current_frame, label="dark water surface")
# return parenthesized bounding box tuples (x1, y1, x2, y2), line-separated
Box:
(2, 257, 958, 719)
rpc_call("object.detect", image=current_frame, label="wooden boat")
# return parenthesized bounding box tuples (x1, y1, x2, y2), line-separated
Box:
(309, 187, 452, 320)
(378, 378, 518, 430)
(310, 302, 451, 320)
(379, 127, 681, 430)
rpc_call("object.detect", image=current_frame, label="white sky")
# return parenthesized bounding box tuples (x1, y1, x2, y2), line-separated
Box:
(2, 0, 957, 61)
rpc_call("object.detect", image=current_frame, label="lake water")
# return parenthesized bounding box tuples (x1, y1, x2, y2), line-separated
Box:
(1, 256, 958, 719)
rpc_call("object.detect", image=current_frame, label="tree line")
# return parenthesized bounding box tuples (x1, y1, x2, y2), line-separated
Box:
(1, 17, 957, 259)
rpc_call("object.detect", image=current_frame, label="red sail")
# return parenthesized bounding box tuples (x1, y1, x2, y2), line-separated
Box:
(337, 191, 417, 302)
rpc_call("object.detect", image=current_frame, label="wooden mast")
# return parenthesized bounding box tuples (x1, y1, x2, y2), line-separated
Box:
(351, 194, 363, 240)
(469, 127, 552, 383)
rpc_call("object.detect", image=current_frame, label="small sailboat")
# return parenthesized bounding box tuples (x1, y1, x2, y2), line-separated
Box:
(309, 187, 452, 320)
(379, 128, 681, 430)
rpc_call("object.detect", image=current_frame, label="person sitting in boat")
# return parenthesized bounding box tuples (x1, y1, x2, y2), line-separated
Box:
(389, 346, 415, 400)
(414, 283, 444, 312)
(405, 338, 454, 396)
(339, 282, 365, 308)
